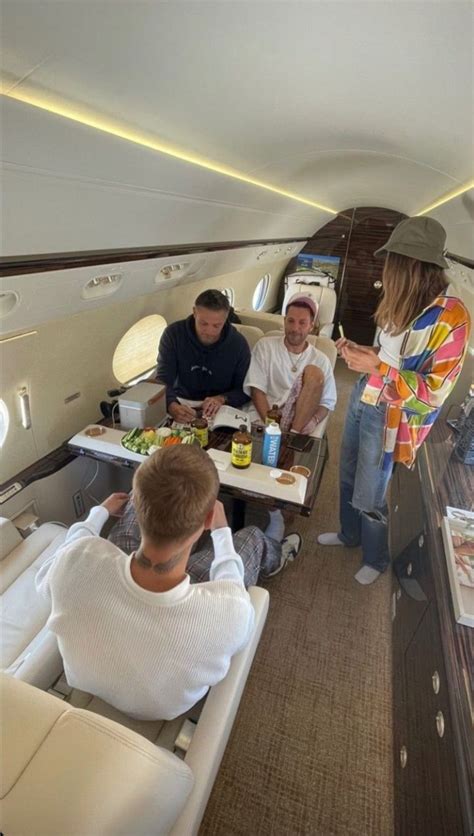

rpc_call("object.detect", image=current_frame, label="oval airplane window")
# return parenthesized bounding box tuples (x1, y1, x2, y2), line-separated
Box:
(221, 288, 235, 306)
(113, 315, 167, 384)
(252, 274, 271, 311)
(0, 400, 9, 447)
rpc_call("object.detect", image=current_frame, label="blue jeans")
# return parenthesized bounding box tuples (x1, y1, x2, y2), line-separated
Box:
(338, 377, 394, 573)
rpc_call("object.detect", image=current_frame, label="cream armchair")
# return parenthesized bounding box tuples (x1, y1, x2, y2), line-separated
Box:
(1, 584, 269, 835)
(237, 283, 337, 339)
(0, 518, 67, 689)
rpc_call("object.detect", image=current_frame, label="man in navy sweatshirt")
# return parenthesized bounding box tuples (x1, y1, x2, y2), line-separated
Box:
(156, 289, 250, 423)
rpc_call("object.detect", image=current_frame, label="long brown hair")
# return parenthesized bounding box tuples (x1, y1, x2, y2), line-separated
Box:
(375, 253, 448, 335)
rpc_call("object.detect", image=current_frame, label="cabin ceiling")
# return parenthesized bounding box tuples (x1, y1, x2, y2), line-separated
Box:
(1, 1, 473, 256)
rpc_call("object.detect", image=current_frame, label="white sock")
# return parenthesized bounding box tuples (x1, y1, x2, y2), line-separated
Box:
(265, 510, 285, 542)
(354, 566, 381, 585)
(317, 532, 344, 546)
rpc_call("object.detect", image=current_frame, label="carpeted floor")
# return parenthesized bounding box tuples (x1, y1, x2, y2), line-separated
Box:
(200, 361, 394, 836)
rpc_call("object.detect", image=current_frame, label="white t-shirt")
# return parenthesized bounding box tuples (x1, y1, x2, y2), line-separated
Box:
(377, 329, 408, 369)
(243, 336, 337, 411)
(36, 507, 254, 721)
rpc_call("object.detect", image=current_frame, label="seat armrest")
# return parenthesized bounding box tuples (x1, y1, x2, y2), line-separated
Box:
(171, 586, 269, 836)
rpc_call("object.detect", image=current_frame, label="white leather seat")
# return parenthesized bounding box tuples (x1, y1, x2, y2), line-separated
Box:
(237, 309, 285, 334)
(0, 518, 67, 688)
(237, 282, 337, 339)
(0, 673, 194, 836)
(3, 585, 269, 835)
(233, 322, 264, 349)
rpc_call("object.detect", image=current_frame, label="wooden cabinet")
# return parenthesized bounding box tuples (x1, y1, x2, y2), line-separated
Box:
(390, 455, 471, 835)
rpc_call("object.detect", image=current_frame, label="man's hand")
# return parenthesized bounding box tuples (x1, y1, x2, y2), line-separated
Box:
(168, 401, 197, 423)
(101, 493, 130, 517)
(341, 344, 382, 375)
(202, 395, 225, 418)
(210, 500, 229, 531)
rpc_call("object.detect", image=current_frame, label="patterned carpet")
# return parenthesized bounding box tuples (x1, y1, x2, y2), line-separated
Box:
(200, 362, 394, 836)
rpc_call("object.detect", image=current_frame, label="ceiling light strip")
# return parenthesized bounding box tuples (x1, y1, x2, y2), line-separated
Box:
(415, 180, 474, 216)
(0, 330, 38, 344)
(1, 85, 337, 215)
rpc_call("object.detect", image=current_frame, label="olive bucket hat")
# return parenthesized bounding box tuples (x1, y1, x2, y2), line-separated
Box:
(374, 216, 449, 269)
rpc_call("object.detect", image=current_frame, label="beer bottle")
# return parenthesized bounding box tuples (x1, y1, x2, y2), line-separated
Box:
(265, 403, 282, 425)
(231, 424, 252, 469)
(191, 416, 209, 448)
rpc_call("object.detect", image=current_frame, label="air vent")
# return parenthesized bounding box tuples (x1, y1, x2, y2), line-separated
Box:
(0, 291, 19, 318)
(82, 273, 122, 300)
(155, 259, 205, 283)
(159, 262, 190, 278)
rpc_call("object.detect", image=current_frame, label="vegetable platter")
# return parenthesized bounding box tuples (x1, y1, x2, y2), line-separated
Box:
(121, 426, 196, 456)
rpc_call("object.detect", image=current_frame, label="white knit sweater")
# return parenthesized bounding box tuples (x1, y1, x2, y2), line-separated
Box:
(36, 507, 255, 720)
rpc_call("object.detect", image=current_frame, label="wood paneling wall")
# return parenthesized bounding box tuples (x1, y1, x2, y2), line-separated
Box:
(298, 207, 406, 344)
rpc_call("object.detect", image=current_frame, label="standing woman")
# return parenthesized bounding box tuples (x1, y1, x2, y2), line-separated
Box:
(318, 217, 471, 584)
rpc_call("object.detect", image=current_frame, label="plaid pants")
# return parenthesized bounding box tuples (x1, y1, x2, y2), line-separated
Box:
(108, 501, 282, 587)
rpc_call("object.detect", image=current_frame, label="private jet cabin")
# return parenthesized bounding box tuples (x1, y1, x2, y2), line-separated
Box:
(0, 2, 473, 835)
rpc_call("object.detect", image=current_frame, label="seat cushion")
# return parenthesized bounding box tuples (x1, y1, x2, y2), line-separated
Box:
(1, 674, 194, 836)
(0, 524, 67, 677)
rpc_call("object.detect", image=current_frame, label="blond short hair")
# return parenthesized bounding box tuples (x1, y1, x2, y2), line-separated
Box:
(133, 445, 220, 545)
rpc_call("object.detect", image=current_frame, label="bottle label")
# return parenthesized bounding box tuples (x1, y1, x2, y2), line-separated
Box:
(262, 433, 281, 466)
(231, 441, 252, 467)
(193, 427, 208, 447)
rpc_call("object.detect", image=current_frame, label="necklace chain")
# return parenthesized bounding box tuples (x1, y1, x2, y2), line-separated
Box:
(285, 342, 307, 373)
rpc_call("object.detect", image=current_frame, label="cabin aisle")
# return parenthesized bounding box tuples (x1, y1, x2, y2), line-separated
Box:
(200, 362, 393, 836)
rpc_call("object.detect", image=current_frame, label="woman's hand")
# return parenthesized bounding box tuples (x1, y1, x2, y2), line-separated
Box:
(335, 337, 358, 354)
(341, 344, 382, 375)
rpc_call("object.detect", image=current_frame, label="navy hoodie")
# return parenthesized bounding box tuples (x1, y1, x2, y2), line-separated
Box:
(156, 315, 250, 408)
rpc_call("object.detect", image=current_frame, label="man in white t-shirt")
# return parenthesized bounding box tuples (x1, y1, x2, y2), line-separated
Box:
(36, 445, 300, 721)
(243, 294, 337, 434)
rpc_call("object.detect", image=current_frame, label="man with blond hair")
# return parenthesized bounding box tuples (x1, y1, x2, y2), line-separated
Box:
(36, 445, 300, 721)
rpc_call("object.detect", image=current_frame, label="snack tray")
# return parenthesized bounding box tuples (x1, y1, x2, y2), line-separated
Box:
(69, 426, 308, 504)
(207, 449, 307, 504)
(69, 426, 147, 463)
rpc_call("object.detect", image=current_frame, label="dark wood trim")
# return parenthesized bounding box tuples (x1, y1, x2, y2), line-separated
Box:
(0, 237, 308, 277)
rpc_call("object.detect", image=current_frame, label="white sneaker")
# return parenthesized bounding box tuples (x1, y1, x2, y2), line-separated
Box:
(354, 566, 381, 585)
(266, 533, 302, 577)
(317, 532, 344, 546)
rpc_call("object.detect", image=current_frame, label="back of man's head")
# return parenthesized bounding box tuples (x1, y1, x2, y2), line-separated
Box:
(194, 289, 230, 313)
(133, 445, 220, 546)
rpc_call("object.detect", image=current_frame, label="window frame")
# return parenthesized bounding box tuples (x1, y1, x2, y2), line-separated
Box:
(252, 273, 271, 311)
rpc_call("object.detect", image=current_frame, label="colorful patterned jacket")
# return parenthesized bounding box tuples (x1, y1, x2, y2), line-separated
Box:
(361, 294, 471, 470)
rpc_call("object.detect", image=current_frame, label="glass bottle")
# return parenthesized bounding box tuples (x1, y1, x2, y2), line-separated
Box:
(191, 416, 208, 448)
(265, 403, 282, 425)
(231, 424, 252, 469)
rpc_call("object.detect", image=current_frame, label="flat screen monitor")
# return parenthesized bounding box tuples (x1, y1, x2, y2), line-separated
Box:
(295, 253, 340, 282)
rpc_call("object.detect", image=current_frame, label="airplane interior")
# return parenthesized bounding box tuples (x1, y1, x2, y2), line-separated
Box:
(0, 2, 473, 834)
